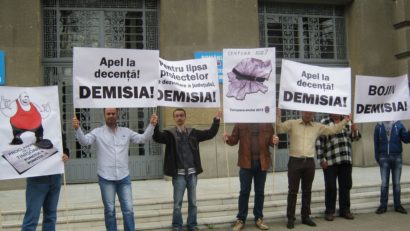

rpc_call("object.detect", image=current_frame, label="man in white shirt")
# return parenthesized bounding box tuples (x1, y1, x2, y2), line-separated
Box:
(72, 108, 157, 231)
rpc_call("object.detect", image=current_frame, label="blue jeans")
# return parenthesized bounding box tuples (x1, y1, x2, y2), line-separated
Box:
(379, 155, 402, 208)
(172, 174, 197, 230)
(237, 160, 267, 222)
(98, 175, 134, 231)
(21, 174, 62, 231)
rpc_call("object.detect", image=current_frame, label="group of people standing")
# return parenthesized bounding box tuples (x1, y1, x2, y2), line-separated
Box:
(20, 107, 410, 231)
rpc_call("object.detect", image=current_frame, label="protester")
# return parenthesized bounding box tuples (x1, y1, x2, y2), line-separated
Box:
(152, 108, 221, 231)
(374, 120, 410, 215)
(276, 109, 351, 229)
(21, 142, 70, 231)
(224, 123, 279, 231)
(316, 114, 361, 221)
(72, 108, 157, 231)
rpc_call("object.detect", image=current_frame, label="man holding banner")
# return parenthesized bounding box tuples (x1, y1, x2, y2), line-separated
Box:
(224, 123, 279, 231)
(72, 108, 158, 231)
(276, 109, 351, 229)
(153, 108, 221, 231)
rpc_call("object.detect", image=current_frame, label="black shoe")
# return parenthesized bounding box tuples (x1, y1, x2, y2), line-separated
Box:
(395, 205, 408, 214)
(302, 217, 317, 227)
(286, 218, 295, 229)
(325, 213, 334, 221)
(340, 212, 354, 220)
(10, 137, 23, 145)
(376, 206, 387, 214)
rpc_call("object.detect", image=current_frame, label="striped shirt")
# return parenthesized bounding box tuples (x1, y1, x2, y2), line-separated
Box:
(315, 117, 361, 166)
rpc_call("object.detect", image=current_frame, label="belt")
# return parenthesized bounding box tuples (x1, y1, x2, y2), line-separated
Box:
(289, 156, 314, 160)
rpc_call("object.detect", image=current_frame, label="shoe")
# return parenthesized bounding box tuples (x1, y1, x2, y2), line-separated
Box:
(375, 206, 387, 214)
(232, 219, 244, 231)
(172, 228, 182, 231)
(286, 218, 295, 229)
(302, 217, 317, 227)
(255, 218, 269, 230)
(395, 205, 408, 214)
(189, 227, 201, 231)
(340, 212, 354, 220)
(325, 213, 334, 221)
(10, 137, 23, 145)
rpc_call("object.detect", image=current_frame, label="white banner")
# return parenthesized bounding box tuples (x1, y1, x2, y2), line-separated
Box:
(0, 86, 63, 180)
(354, 74, 410, 123)
(157, 58, 220, 108)
(223, 48, 276, 123)
(73, 47, 159, 108)
(279, 59, 351, 115)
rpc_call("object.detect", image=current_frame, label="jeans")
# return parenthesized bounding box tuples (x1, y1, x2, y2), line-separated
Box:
(98, 175, 134, 231)
(323, 163, 352, 215)
(21, 174, 62, 231)
(379, 155, 402, 208)
(237, 160, 267, 222)
(172, 174, 198, 230)
(287, 157, 315, 219)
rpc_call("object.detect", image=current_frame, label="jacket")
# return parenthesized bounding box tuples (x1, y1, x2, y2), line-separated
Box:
(153, 118, 220, 177)
(374, 121, 410, 162)
(225, 123, 274, 171)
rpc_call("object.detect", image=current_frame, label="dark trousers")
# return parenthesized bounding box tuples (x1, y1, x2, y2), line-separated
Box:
(237, 160, 267, 222)
(287, 157, 315, 219)
(323, 163, 352, 215)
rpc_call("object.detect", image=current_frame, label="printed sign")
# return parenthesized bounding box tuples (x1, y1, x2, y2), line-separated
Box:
(354, 74, 410, 123)
(279, 59, 351, 115)
(223, 48, 276, 123)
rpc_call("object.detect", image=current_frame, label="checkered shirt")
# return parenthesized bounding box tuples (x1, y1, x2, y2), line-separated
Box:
(315, 117, 361, 166)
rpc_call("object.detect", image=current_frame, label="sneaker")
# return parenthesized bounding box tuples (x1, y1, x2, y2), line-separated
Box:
(375, 206, 387, 214)
(325, 213, 334, 221)
(301, 217, 317, 227)
(232, 219, 244, 231)
(395, 205, 408, 214)
(255, 218, 269, 230)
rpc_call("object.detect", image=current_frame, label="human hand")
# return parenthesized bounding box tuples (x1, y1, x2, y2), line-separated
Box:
(72, 116, 80, 130)
(62, 153, 69, 163)
(320, 161, 328, 169)
(272, 135, 279, 145)
(215, 110, 222, 120)
(150, 113, 158, 126)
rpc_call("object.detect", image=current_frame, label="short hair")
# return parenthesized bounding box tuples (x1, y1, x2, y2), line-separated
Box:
(173, 108, 186, 117)
(103, 108, 119, 114)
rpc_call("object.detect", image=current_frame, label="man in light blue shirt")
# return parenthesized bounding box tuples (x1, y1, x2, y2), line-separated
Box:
(72, 108, 157, 231)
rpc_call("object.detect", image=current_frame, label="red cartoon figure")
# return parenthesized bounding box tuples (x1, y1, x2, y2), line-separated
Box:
(0, 92, 51, 147)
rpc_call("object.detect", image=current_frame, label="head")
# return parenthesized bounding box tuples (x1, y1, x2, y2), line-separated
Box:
(301, 111, 315, 123)
(329, 113, 342, 121)
(18, 92, 30, 106)
(104, 108, 118, 127)
(173, 108, 187, 127)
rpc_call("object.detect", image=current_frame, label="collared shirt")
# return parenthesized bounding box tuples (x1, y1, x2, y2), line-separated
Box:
(276, 118, 347, 158)
(316, 117, 361, 165)
(75, 124, 154, 180)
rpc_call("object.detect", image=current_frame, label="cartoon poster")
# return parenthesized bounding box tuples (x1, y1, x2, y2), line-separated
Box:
(223, 48, 276, 123)
(279, 59, 351, 115)
(354, 74, 410, 123)
(157, 58, 220, 108)
(0, 86, 63, 180)
(73, 47, 159, 108)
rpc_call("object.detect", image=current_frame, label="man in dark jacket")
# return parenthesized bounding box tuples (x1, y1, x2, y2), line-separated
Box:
(153, 108, 221, 231)
(374, 120, 410, 214)
(224, 123, 279, 231)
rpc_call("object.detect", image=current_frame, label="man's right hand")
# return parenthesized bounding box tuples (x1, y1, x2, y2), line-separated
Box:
(320, 161, 328, 169)
(72, 116, 80, 130)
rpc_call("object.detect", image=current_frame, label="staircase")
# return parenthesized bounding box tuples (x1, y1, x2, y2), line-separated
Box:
(1, 181, 410, 231)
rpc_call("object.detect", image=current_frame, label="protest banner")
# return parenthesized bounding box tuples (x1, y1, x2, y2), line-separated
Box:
(157, 57, 220, 108)
(223, 48, 276, 123)
(354, 74, 410, 123)
(0, 86, 63, 180)
(73, 47, 159, 108)
(279, 59, 351, 115)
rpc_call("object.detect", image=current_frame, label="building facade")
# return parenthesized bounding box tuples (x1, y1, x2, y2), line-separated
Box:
(0, 0, 409, 188)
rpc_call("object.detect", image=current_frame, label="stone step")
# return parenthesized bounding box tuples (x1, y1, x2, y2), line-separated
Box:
(2, 183, 410, 230)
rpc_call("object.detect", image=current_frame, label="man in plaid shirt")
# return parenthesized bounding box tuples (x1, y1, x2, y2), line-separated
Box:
(316, 114, 361, 221)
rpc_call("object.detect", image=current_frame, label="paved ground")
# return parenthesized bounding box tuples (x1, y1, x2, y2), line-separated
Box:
(207, 210, 410, 231)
